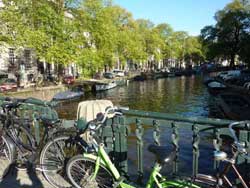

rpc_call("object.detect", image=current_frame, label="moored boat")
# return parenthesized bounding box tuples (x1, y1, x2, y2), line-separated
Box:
(204, 78, 228, 95)
(167, 72, 175, 77)
(217, 92, 250, 120)
(52, 87, 84, 101)
(95, 81, 117, 91)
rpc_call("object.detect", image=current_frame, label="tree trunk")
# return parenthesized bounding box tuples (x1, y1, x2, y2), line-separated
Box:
(230, 54, 235, 69)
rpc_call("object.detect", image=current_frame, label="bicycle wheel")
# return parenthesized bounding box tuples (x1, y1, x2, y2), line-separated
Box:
(66, 154, 114, 188)
(11, 123, 36, 151)
(0, 135, 15, 180)
(40, 135, 85, 188)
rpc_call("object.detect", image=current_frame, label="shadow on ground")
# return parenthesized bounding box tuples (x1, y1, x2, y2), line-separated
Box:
(0, 163, 44, 188)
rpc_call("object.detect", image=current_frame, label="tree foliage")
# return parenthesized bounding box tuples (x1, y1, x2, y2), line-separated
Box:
(200, 0, 250, 67)
(0, 0, 204, 77)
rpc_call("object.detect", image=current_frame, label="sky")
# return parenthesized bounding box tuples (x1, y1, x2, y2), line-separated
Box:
(113, 0, 232, 36)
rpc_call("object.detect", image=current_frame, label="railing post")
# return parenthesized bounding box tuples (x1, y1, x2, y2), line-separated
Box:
(192, 124, 200, 177)
(153, 120, 160, 146)
(213, 128, 222, 171)
(112, 116, 128, 176)
(136, 118, 144, 184)
(171, 122, 179, 175)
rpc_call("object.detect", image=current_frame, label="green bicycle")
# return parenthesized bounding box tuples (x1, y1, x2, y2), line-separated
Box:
(66, 106, 200, 188)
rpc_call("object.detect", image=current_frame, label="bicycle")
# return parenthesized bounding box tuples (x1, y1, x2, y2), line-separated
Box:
(0, 97, 84, 188)
(0, 96, 56, 179)
(192, 121, 250, 188)
(66, 106, 200, 188)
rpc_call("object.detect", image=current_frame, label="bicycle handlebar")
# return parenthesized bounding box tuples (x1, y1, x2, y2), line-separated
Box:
(88, 106, 129, 132)
(101, 106, 129, 124)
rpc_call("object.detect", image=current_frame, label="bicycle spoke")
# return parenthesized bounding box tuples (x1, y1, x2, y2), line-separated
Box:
(0, 137, 12, 179)
(68, 157, 114, 188)
(40, 136, 76, 188)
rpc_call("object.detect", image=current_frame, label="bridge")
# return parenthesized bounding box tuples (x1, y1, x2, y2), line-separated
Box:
(0, 98, 249, 187)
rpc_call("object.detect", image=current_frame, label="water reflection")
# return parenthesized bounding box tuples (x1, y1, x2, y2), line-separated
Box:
(59, 76, 208, 119)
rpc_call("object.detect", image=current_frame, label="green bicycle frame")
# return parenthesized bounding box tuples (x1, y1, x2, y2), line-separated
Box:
(83, 143, 200, 188)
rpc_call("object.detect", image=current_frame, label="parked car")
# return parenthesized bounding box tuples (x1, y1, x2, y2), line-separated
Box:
(113, 69, 125, 77)
(218, 70, 241, 81)
(63, 75, 75, 85)
(0, 78, 17, 92)
(103, 72, 114, 79)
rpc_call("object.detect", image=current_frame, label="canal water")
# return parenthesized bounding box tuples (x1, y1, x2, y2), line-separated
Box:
(55, 75, 223, 179)
(56, 75, 210, 119)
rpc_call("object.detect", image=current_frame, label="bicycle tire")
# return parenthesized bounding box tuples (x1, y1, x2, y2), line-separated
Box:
(40, 135, 85, 188)
(66, 154, 114, 188)
(0, 135, 15, 180)
(11, 123, 36, 151)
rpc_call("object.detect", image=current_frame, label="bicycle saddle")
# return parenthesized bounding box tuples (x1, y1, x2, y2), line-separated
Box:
(148, 144, 176, 164)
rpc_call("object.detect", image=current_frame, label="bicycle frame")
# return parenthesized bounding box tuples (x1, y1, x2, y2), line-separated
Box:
(83, 143, 200, 188)
(218, 150, 248, 188)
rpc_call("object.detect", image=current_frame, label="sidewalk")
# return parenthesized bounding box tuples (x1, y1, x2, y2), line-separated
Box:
(0, 168, 54, 188)
(5, 85, 67, 101)
(14, 85, 66, 94)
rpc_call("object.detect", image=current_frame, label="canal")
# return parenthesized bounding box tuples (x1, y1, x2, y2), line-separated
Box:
(56, 75, 210, 119)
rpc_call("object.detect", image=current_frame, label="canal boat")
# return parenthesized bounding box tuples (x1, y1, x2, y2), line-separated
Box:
(204, 78, 228, 95)
(95, 81, 117, 91)
(217, 92, 250, 120)
(52, 87, 84, 101)
(167, 72, 175, 77)
(133, 75, 145, 81)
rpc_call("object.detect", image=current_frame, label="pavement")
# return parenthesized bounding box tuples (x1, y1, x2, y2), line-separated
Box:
(0, 167, 54, 188)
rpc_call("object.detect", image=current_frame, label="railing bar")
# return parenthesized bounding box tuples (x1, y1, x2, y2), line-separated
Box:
(171, 121, 179, 175)
(123, 109, 232, 126)
(153, 120, 160, 146)
(192, 124, 200, 177)
(213, 128, 222, 171)
(135, 118, 144, 184)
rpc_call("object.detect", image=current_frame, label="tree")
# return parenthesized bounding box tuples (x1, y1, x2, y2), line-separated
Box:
(184, 36, 204, 66)
(135, 19, 164, 70)
(200, 0, 250, 67)
(0, 0, 77, 69)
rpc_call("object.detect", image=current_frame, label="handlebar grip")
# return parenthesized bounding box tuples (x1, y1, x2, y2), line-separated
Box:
(118, 106, 129, 111)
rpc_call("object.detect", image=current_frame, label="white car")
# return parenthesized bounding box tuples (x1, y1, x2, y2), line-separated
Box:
(113, 70, 125, 77)
(218, 70, 241, 80)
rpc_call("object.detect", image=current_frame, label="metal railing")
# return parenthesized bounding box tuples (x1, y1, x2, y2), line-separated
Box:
(104, 109, 250, 184)
(1, 97, 248, 184)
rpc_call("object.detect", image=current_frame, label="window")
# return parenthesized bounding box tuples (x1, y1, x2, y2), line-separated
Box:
(8, 48, 15, 64)
(24, 49, 31, 64)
